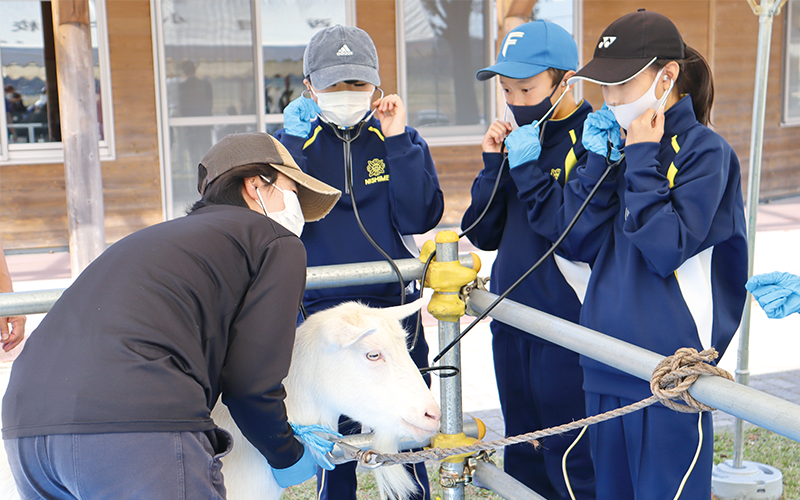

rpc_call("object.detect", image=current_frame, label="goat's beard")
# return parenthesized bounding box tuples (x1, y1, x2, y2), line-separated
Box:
(370, 433, 420, 500)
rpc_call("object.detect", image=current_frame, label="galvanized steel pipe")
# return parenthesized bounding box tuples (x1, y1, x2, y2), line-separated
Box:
(472, 460, 548, 500)
(328, 419, 482, 464)
(436, 235, 466, 500)
(466, 289, 800, 442)
(0, 255, 478, 317)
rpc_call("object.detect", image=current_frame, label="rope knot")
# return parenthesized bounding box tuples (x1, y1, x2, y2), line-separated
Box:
(650, 347, 733, 413)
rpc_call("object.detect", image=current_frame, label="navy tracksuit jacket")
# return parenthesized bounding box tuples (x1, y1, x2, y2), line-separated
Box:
(560, 95, 748, 500)
(462, 100, 596, 500)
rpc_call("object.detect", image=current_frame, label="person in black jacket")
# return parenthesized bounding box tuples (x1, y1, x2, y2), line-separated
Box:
(2, 133, 341, 499)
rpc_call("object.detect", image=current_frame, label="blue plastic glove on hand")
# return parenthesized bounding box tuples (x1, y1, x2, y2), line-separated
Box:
(290, 422, 341, 470)
(745, 272, 800, 319)
(271, 444, 318, 488)
(504, 122, 541, 169)
(283, 96, 321, 138)
(271, 423, 341, 488)
(582, 104, 621, 161)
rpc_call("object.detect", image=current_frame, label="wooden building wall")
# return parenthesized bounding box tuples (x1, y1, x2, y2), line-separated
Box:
(0, 0, 162, 251)
(582, 0, 800, 201)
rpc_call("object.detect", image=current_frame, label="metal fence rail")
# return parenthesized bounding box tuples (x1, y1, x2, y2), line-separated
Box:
(0, 254, 477, 317)
(466, 288, 800, 443)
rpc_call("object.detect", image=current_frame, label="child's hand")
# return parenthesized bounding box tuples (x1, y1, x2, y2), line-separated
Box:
(373, 94, 406, 137)
(625, 107, 664, 146)
(482, 120, 513, 153)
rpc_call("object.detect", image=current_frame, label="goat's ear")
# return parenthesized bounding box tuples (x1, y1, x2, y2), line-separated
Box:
(334, 326, 377, 348)
(380, 298, 424, 321)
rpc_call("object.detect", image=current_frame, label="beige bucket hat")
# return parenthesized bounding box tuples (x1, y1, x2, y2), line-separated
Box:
(198, 132, 340, 221)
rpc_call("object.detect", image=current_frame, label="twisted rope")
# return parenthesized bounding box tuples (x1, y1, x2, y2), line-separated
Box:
(353, 347, 731, 467)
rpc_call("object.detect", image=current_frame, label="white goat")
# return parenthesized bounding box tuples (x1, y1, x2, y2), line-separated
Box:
(212, 300, 441, 500)
(0, 301, 440, 500)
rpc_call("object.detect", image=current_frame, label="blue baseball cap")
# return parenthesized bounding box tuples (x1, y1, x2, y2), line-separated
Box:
(476, 20, 578, 81)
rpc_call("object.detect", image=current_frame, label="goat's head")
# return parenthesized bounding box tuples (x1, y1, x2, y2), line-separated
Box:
(285, 300, 440, 442)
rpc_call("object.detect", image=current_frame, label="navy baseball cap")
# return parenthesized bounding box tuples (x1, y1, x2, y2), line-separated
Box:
(476, 20, 578, 81)
(569, 10, 685, 86)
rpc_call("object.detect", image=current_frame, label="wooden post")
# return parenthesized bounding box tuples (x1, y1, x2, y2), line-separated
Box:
(52, 0, 105, 275)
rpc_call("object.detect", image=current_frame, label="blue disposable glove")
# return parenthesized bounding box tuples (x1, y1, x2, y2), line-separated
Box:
(582, 104, 621, 161)
(271, 423, 341, 488)
(271, 443, 319, 488)
(283, 96, 321, 138)
(745, 272, 800, 319)
(504, 122, 541, 169)
(290, 423, 341, 470)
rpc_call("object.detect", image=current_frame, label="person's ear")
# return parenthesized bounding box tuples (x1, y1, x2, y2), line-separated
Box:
(562, 70, 577, 90)
(663, 61, 680, 86)
(243, 176, 261, 202)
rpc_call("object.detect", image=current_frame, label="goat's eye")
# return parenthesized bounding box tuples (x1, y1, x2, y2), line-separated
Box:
(366, 351, 382, 361)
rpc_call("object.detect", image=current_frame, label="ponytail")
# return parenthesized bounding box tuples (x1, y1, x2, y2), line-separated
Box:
(655, 45, 714, 126)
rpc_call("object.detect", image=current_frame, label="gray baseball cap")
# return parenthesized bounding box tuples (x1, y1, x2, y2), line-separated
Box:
(198, 133, 341, 222)
(303, 25, 381, 89)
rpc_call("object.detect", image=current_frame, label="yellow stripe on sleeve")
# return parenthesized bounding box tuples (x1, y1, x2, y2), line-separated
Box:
(564, 149, 577, 182)
(569, 129, 577, 144)
(368, 126, 385, 141)
(303, 125, 323, 150)
(667, 163, 678, 188)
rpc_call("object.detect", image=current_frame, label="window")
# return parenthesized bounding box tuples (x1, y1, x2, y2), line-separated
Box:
(260, 0, 348, 134)
(0, 0, 114, 164)
(153, 0, 352, 218)
(784, 0, 800, 125)
(398, 0, 495, 145)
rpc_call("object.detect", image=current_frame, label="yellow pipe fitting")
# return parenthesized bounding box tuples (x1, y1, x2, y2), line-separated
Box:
(430, 431, 482, 464)
(418, 230, 482, 322)
(427, 293, 466, 323)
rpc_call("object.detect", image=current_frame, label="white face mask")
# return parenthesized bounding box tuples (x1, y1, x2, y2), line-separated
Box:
(607, 68, 673, 131)
(312, 89, 374, 128)
(255, 179, 305, 237)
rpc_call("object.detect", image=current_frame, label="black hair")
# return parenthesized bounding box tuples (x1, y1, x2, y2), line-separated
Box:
(189, 163, 278, 214)
(653, 45, 714, 126)
(546, 68, 568, 88)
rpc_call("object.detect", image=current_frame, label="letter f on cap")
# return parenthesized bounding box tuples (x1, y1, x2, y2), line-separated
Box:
(502, 31, 524, 57)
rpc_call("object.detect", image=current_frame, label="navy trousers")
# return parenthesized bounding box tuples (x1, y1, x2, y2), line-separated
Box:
(586, 393, 713, 500)
(492, 325, 596, 500)
(316, 313, 431, 500)
(5, 429, 232, 500)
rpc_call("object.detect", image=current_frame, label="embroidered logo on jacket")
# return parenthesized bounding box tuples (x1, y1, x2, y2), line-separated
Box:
(551, 168, 562, 180)
(365, 158, 389, 185)
(337, 44, 354, 56)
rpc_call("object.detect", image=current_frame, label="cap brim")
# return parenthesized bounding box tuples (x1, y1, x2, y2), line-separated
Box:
(269, 163, 341, 222)
(476, 61, 550, 81)
(309, 65, 381, 89)
(568, 57, 657, 86)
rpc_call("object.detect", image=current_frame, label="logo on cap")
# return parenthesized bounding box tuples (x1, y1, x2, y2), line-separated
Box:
(336, 44, 354, 57)
(598, 36, 617, 49)
(502, 32, 524, 57)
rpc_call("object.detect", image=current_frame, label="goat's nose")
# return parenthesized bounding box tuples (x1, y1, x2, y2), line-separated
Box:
(425, 406, 441, 422)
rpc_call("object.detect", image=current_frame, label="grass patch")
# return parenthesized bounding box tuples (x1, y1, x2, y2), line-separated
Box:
(282, 428, 800, 499)
(714, 427, 800, 500)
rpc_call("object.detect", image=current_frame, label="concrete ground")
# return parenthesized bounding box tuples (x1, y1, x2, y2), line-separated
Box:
(4, 198, 800, 443)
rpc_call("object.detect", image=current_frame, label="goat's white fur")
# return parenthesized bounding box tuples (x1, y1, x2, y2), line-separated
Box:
(0, 300, 440, 500)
